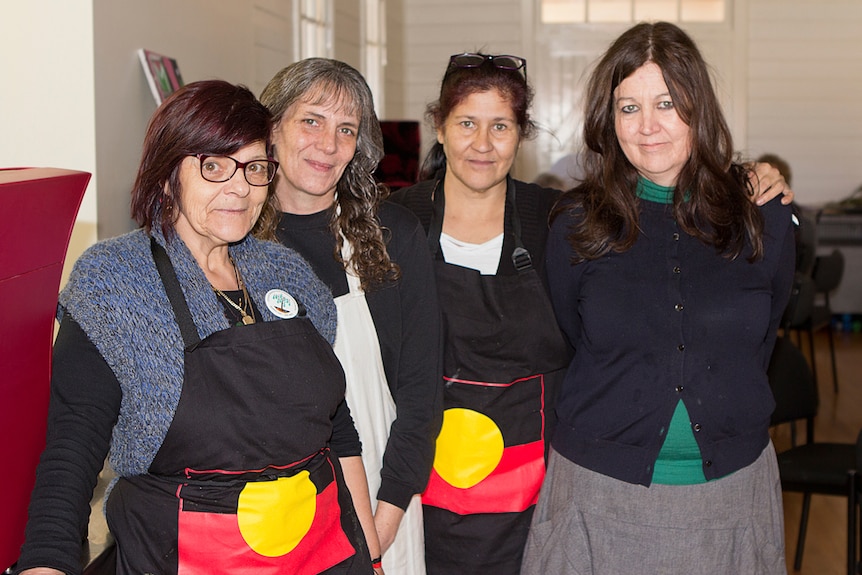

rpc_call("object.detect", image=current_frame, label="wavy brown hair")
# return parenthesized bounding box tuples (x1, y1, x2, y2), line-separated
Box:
(556, 21, 763, 262)
(130, 80, 276, 241)
(260, 58, 399, 289)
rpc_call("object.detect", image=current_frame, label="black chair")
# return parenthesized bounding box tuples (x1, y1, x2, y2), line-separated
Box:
(787, 248, 845, 394)
(853, 429, 861, 574)
(792, 204, 818, 278)
(806, 249, 845, 392)
(768, 332, 859, 573)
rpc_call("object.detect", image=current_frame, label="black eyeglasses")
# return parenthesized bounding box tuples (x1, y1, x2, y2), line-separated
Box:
(448, 53, 527, 80)
(195, 154, 279, 187)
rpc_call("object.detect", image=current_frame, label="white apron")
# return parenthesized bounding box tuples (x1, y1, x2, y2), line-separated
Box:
(333, 240, 426, 575)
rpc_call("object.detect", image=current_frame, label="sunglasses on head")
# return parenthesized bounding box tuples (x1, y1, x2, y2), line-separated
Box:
(447, 53, 527, 80)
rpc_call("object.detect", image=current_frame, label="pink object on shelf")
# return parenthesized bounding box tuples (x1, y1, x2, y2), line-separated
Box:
(0, 167, 90, 570)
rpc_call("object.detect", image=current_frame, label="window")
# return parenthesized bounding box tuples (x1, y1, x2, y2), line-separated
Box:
(541, 0, 725, 24)
(298, 0, 332, 59)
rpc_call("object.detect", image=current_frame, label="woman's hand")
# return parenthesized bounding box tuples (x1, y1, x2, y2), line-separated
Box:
(373, 500, 405, 555)
(339, 456, 384, 573)
(749, 161, 794, 205)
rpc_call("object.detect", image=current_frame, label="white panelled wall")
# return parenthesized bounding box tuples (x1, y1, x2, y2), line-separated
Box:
(1, 1, 97, 286)
(336, 1, 363, 72)
(747, 0, 862, 206)
(92, 0, 297, 241)
(396, 0, 862, 207)
(4, 0, 862, 250)
(399, 0, 531, 175)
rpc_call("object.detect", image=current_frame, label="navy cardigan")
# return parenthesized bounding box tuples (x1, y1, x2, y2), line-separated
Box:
(546, 196, 795, 485)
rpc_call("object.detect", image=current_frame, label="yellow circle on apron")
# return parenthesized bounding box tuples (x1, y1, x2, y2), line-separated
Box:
(237, 470, 316, 557)
(434, 407, 504, 488)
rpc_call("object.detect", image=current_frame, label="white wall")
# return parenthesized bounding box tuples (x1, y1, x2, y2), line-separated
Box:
(335, 0, 363, 71)
(746, 0, 862, 206)
(92, 0, 297, 239)
(395, 0, 862, 207)
(0, 1, 97, 279)
(401, 0, 528, 173)
(5, 0, 862, 245)
(254, 0, 296, 95)
(384, 0, 408, 119)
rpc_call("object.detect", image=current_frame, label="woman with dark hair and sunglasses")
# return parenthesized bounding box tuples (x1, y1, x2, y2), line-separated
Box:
(390, 51, 569, 575)
(522, 22, 794, 574)
(390, 52, 794, 574)
(14, 80, 376, 575)
(261, 58, 442, 575)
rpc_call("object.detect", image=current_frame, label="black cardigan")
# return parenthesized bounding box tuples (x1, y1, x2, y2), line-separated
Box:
(545, 196, 796, 485)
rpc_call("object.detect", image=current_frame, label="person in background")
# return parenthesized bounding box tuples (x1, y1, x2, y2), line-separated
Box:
(15, 80, 378, 575)
(547, 150, 586, 190)
(758, 152, 817, 276)
(532, 171, 567, 191)
(758, 153, 792, 187)
(523, 22, 795, 575)
(260, 58, 442, 575)
(391, 49, 793, 574)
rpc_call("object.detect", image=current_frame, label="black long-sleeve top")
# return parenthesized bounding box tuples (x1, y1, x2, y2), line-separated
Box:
(546, 196, 796, 486)
(276, 201, 443, 510)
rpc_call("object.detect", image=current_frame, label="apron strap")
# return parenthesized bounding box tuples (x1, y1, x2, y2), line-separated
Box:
(506, 178, 533, 273)
(339, 234, 364, 295)
(150, 236, 201, 347)
(428, 176, 533, 273)
(427, 179, 445, 256)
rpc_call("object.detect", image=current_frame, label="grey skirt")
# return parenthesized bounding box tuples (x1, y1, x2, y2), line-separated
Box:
(521, 443, 787, 575)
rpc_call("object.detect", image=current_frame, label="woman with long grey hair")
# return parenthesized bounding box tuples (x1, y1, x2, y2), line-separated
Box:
(261, 59, 442, 575)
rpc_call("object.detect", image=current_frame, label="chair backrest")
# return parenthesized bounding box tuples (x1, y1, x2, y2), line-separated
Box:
(768, 335, 819, 432)
(812, 249, 845, 294)
(781, 272, 816, 330)
(794, 205, 818, 277)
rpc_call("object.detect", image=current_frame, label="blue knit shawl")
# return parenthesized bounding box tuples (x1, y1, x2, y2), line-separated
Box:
(58, 227, 337, 477)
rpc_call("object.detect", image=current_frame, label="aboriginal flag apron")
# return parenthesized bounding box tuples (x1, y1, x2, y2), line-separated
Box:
(103, 241, 370, 575)
(422, 182, 570, 574)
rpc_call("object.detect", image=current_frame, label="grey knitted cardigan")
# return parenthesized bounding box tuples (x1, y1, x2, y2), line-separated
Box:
(58, 227, 337, 477)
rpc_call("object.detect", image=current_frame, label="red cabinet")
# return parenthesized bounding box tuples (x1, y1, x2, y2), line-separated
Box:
(0, 168, 90, 570)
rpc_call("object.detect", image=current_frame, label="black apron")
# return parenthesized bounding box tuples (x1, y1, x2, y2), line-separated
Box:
(422, 181, 570, 575)
(104, 241, 370, 575)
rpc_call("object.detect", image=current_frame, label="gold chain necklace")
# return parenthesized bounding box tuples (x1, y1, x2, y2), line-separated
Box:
(212, 256, 255, 325)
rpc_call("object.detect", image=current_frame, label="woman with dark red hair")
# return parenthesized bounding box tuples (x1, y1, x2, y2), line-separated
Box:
(15, 80, 377, 575)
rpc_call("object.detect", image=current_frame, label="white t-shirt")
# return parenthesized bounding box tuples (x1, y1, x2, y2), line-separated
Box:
(439, 231, 504, 275)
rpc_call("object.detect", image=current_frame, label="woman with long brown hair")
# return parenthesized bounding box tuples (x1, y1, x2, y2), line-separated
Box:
(523, 22, 795, 574)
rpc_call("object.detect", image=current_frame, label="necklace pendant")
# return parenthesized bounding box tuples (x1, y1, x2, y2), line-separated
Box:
(242, 314, 255, 325)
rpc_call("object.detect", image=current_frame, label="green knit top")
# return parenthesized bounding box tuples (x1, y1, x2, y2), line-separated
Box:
(637, 177, 707, 485)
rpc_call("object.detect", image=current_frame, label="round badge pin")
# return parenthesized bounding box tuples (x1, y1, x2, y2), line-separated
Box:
(265, 289, 299, 319)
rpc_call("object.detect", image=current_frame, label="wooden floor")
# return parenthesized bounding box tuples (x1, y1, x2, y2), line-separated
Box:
(774, 329, 862, 575)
